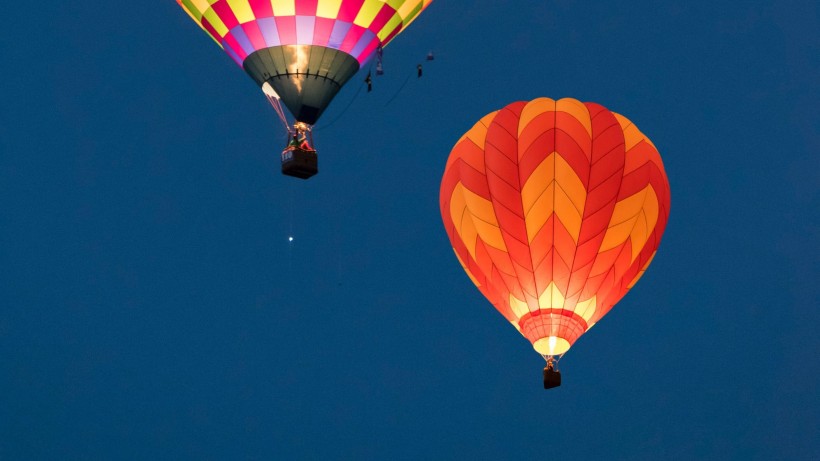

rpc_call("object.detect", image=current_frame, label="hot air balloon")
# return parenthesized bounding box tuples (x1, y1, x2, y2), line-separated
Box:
(177, 0, 433, 178)
(439, 98, 670, 388)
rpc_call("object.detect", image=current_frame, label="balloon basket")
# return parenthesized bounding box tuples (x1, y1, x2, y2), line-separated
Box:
(543, 365, 561, 389)
(281, 147, 318, 179)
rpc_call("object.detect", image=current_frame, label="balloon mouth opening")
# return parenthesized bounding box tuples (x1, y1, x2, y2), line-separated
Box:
(533, 336, 571, 355)
(519, 311, 586, 356)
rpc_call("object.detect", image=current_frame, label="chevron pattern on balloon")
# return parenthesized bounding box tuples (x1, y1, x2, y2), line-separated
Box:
(441, 98, 671, 356)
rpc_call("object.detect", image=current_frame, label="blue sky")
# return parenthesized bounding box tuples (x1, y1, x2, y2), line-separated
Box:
(1, 1, 817, 459)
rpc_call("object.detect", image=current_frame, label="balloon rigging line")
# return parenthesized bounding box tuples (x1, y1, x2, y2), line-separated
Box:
(314, 80, 366, 133)
(314, 56, 430, 132)
(383, 52, 433, 107)
(266, 94, 291, 133)
(315, 55, 432, 132)
(383, 71, 413, 107)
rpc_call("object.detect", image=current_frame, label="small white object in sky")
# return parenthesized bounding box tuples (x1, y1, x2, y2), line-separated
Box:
(288, 236, 294, 242)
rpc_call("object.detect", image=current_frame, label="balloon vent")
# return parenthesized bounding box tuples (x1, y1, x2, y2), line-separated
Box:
(281, 146, 318, 179)
(543, 365, 562, 390)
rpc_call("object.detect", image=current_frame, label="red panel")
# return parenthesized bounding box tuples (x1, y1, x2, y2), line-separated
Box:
(369, 4, 396, 33)
(201, 16, 222, 40)
(518, 128, 556, 181)
(339, 25, 365, 53)
(358, 38, 380, 63)
(457, 161, 491, 199)
(296, 0, 319, 16)
(212, 1, 240, 29)
(275, 16, 297, 43)
(337, 0, 365, 22)
(312, 17, 336, 47)
(552, 219, 577, 273)
(620, 166, 651, 201)
(555, 112, 593, 162)
(380, 23, 401, 45)
(484, 245, 515, 276)
(248, 0, 273, 17)
(487, 105, 525, 163)
(518, 112, 555, 160)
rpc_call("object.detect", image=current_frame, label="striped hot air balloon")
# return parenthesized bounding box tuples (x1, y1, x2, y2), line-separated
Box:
(177, 0, 432, 125)
(440, 98, 670, 365)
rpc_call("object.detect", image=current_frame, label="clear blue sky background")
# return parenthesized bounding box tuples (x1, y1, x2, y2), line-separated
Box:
(1, 1, 817, 459)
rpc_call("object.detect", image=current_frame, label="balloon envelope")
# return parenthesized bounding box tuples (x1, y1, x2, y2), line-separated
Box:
(440, 98, 670, 356)
(177, 0, 433, 124)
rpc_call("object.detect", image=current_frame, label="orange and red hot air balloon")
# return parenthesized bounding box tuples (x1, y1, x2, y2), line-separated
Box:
(440, 98, 670, 388)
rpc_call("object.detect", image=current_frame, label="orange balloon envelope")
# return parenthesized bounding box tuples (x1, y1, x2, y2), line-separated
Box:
(440, 98, 670, 357)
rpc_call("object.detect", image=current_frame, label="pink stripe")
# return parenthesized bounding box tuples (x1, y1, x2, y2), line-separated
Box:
(212, 1, 239, 30)
(337, 0, 365, 22)
(312, 17, 335, 47)
(248, 0, 273, 17)
(368, 4, 395, 33)
(357, 37, 380, 64)
(275, 16, 297, 44)
(222, 34, 248, 62)
(339, 24, 365, 54)
(242, 22, 267, 51)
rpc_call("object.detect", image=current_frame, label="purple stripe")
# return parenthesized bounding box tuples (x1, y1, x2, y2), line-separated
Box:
(328, 21, 351, 49)
(230, 27, 255, 55)
(257, 17, 280, 47)
(295, 16, 315, 45)
(350, 29, 376, 60)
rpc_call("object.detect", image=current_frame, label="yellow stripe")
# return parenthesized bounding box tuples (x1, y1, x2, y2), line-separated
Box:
(179, 2, 203, 23)
(537, 282, 566, 310)
(377, 14, 402, 40)
(354, 0, 383, 27)
(203, 8, 229, 37)
(316, 0, 343, 18)
(191, 0, 213, 16)
(509, 294, 530, 318)
(270, 0, 295, 16)
(397, 0, 423, 22)
(396, 1, 417, 19)
(226, 0, 255, 22)
(573, 296, 597, 322)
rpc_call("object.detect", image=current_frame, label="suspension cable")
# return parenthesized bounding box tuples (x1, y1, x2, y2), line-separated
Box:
(265, 93, 291, 134)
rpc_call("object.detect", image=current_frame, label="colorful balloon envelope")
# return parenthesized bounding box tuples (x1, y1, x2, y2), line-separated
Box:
(440, 98, 671, 358)
(177, 0, 433, 124)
